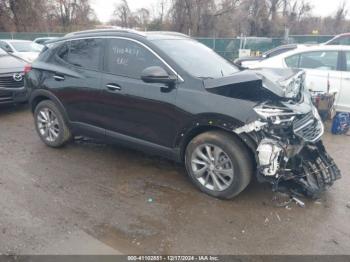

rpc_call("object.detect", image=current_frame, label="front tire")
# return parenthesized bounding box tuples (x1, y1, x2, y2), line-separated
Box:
(34, 100, 72, 148)
(185, 130, 253, 199)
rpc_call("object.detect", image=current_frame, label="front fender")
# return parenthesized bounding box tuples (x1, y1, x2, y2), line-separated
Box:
(174, 113, 254, 158)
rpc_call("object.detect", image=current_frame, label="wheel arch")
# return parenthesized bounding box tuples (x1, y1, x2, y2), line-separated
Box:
(30, 89, 70, 125)
(177, 115, 258, 163)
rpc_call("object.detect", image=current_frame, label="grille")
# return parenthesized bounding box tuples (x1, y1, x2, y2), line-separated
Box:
(293, 112, 324, 142)
(0, 74, 24, 89)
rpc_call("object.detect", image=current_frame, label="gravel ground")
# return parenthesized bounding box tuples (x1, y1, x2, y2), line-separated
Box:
(0, 104, 349, 255)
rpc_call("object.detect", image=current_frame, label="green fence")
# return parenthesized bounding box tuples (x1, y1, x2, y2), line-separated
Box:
(0, 32, 334, 60)
(0, 32, 65, 40)
(197, 35, 334, 60)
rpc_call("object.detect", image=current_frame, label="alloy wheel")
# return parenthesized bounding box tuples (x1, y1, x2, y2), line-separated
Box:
(190, 143, 234, 192)
(37, 108, 60, 142)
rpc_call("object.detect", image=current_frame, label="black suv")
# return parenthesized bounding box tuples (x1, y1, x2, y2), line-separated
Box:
(26, 29, 341, 199)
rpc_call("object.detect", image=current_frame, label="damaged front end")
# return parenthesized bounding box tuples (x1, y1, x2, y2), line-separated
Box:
(232, 70, 341, 199)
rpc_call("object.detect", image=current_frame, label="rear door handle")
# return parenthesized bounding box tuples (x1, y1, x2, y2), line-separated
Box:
(53, 75, 65, 81)
(106, 84, 121, 91)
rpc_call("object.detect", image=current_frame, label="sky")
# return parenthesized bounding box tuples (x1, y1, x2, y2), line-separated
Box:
(91, 0, 349, 23)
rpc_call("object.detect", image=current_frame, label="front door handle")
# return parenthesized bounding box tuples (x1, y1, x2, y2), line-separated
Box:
(106, 84, 121, 91)
(53, 75, 65, 81)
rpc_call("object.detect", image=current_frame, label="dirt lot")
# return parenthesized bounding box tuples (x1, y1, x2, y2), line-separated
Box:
(0, 104, 349, 255)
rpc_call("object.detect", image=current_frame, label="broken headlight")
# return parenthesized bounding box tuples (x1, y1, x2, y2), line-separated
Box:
(278, 71, 305, 98)
(254, 105, 296, 125)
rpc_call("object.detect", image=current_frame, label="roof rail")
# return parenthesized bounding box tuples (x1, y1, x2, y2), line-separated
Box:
(65, 27, 145, 37)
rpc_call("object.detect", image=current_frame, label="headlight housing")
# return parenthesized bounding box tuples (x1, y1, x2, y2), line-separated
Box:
(254, 105, 295, 118)
(254, 105, 296, 125)
(278, 71, 305, 98)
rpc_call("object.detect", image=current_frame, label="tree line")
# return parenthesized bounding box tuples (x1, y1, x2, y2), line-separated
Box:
(0, 0, 349, 37)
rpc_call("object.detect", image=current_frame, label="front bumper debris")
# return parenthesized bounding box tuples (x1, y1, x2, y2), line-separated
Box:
(234, 102, 341, 199)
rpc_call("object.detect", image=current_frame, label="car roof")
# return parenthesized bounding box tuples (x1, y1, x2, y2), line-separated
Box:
(331, 33, 350, 38)
(0, 39, 32, 43)
(270, 44, 350, 59)
(60, 28, 189, 42)
(34, 37, 58, 40)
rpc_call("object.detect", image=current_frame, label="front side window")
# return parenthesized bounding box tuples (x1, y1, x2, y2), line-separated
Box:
(104, 39, 164, 79)
(151, 39, 239, 79)
(58, 38, 103, 71)
(299, 51, 338, 71)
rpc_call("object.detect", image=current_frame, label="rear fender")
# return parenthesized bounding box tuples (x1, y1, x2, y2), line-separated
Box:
(30, 89, 70, 125)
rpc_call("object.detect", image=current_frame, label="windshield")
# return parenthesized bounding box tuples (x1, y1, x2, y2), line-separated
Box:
(151, 39, 239, 79)
(10, 41, 43, 52)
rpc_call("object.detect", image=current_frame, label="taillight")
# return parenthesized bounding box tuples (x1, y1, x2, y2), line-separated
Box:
(24, 64, 32, 74)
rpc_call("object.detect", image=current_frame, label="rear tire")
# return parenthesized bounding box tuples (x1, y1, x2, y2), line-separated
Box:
(34, 100, 72, 148)
(185, 130, 253, 199)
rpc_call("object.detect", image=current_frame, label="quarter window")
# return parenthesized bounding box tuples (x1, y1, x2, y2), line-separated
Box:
(58, 39, 103, 71)
(104, 39, 164, 79)
(285, 54, 300, 68)
(299, 51, 338, 71)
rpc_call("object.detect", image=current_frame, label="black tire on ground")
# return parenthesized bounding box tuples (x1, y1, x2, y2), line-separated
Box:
(185, 130, 253, 199)
(34, 100, 72, 148)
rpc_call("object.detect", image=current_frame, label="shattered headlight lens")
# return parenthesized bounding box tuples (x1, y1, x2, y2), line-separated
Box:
(254, 106, 295, 118)
(278, 71, 305, 98)
(254, 106, 296, 125)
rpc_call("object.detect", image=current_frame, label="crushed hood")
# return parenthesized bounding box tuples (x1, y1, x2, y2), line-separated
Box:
(204, 68, 304, 102)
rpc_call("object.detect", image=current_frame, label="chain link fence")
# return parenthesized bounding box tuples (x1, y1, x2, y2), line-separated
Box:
(197, 35, 334, 60)
(0, 32, 334, 60)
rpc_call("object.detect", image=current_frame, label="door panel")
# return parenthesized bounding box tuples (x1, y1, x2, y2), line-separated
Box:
(303, 69, 342, 94)
(99, 38, 182, 148)
(100, 74, 181, 147)
(47, 38, 105, 127)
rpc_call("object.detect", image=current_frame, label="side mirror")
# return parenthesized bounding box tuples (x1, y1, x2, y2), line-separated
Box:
(141, 66, 177, 85)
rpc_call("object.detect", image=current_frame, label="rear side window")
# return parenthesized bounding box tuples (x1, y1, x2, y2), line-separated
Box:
(299, 51, 338, 71)
(58, 38, 103, 71)
(285, 54, 300, 68)
(345, 52, 350, 71)
(104, 38, 164, 79)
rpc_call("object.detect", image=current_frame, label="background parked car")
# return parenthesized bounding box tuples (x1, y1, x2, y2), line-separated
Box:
(234, 44, 303, 67)
(33, 37, 60, 45)
(325, 33, 350, 45)
(0, 39, 43, 62)
(0, 47, 28, 105)
(247, 45, 350, 113)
